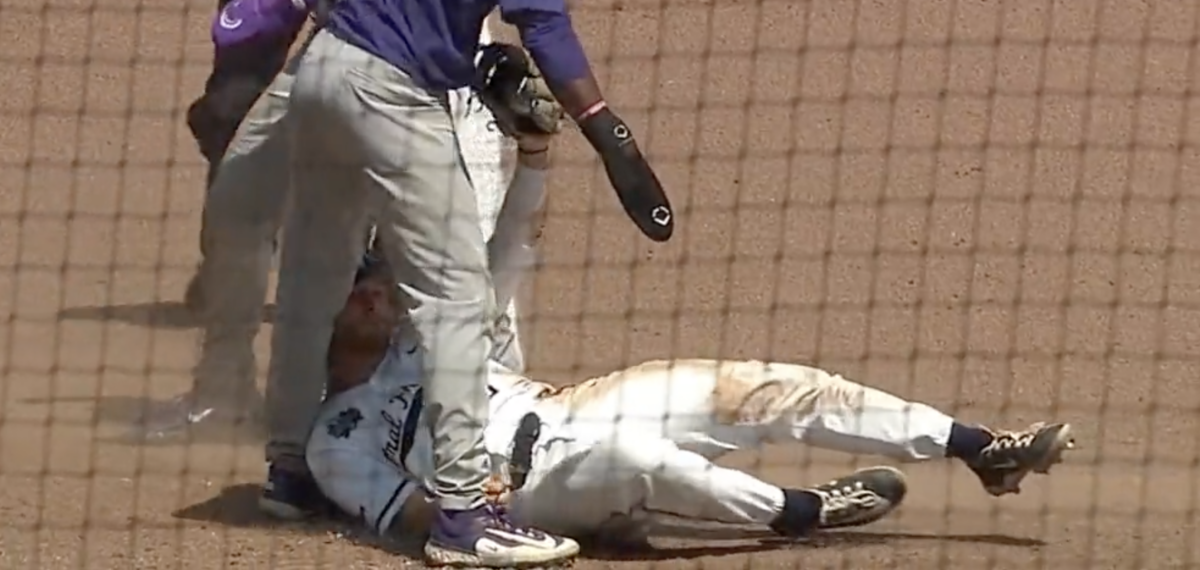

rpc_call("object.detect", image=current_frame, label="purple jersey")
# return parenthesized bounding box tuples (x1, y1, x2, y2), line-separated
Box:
(324, 0, 592, 92)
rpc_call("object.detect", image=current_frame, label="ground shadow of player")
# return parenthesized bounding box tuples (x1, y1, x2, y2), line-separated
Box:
(173, 486, 842, 563)
(21, 394, 266, 446)
(646, 519, 1046, 548)
(582, 539, 794, 561)
(172, 484, 431, 561)
(55, 302, 276, 329)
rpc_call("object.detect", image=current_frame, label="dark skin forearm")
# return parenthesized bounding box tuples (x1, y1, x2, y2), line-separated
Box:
(548, 76, 605, 120)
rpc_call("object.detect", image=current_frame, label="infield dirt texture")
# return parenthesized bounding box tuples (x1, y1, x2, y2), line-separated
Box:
(2, 0, 1200, 568)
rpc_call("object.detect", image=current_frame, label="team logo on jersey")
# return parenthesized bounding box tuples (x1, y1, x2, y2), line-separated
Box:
(327, 407, 364, 439)
(218, 1, 244, 30)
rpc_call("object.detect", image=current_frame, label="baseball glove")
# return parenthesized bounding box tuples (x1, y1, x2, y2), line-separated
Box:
(474, 43, 564, 138)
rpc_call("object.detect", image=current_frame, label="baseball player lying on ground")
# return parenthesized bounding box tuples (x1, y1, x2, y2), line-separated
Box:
(306, 161, 1076, 548)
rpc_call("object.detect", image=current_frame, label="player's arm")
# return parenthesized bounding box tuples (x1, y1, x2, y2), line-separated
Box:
(307, 447, 433, 537)
(495, 0, 602, 118)
(211, 0, 310, 48)
(487, 134, 553, 312)
(498, 0, 674, 242)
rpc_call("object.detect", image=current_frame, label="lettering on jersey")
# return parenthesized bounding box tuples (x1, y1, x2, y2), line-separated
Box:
(327, 407, 363, 439)
(381, 385, 424, 469)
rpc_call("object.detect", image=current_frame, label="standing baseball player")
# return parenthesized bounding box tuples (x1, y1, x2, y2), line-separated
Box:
(306, 242, 1075, 549)
(270, 0, 661, 565)
(143, 4, 528, 446)
(134, 0, 312, 439)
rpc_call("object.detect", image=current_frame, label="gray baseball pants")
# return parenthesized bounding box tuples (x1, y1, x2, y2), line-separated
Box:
(190, 55, 297, 410)
(273, 29, 495, 509)
(192, 25, 521, 457)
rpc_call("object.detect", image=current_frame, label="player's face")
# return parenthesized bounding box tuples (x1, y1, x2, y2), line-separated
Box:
(333, 275, 400, 350)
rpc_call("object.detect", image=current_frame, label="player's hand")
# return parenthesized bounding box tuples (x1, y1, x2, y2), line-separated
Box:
(484, 473, 513, 506)
(577, 104, 674, 242)
(474, 43, 564, 138)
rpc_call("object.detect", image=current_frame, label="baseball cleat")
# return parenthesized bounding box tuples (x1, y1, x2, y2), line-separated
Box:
(425, 505, 579, 568)
(259, 464, 330, 521)
(965, 422, 1075, 496)
(127, 390, 263, 444)
(809, 466, 908, 530)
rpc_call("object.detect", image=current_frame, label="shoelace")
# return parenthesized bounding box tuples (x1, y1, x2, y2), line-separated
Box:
(484, 504, 545, 538)
(818, 481, 880, 512)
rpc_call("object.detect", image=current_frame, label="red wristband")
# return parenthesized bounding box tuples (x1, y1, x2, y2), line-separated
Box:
(576, 100, 607, 121)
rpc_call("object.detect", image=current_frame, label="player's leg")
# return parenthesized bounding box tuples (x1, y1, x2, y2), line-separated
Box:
(258, 31, 372, 520)
(712, 360, 1074, 497)
(374, 83, 524, 370)
(190, 68, 294, 404)
(277, 30, 576, 566)
(370, 81, 526, 372)
(364, 98, 526, 375)
(137, 38, 303, 442)
(509, 437, 907, 544)
(551, 360, 1073, 497)
(455, 88, 526, 373)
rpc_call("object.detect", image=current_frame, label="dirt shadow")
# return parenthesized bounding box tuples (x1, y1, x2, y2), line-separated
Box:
(22, 394, 265, 446)
(648, 519, 1046, 548)
(585, 541, 797, 561)
(173, 483, 426, 559)
(56, 302, 276, 329)
(566, 521, 1043, 561)
(174, 485, 1044, 566)
(176, 486, 828, 563)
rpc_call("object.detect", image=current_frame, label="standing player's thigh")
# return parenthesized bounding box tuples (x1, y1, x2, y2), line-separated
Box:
(219, 28, 318, 165)
(365, 116, 491, 306)
(294, 31, 491, 305)
(202, 69, 295, 237)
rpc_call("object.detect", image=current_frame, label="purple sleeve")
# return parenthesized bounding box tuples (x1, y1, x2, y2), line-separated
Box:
(211, 0, 310, 48)
(504, 9, 592, 88)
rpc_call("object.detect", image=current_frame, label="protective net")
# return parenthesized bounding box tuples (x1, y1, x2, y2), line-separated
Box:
(1, 0, 1198, 568)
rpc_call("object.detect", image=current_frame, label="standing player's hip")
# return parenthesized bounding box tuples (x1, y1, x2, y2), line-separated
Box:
(292, 30, 451, 130)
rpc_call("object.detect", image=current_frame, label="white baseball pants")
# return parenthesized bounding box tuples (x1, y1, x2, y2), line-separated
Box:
(508, 359, 954, 535)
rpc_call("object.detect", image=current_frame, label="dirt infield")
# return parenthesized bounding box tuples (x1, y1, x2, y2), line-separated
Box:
(2, 0, 1200, 568)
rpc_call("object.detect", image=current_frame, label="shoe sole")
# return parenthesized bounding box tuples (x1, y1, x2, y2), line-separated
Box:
(424, 542, 579, 569)
(1032, 423, 1075, 474)
(987, 422, 1075, 496)
(819, 465, 908, 530)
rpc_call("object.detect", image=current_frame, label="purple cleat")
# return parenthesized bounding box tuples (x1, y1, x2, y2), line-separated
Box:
(424, 505, 579, 568)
